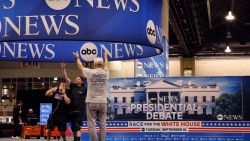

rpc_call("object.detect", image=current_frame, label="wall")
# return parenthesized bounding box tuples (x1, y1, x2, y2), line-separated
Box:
(0, 62, 78, 78)
(195, 57, 250, 76)
(167, 57, 250, 77)
(109, 58, 182, 78)
(0, 61, 135, 79)
(109, 60, 134, 78)
(1, 56, 250, 80)
(169, 58, 181, 76)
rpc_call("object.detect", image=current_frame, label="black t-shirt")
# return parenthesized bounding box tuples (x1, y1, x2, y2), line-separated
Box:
(26, 113, 36, 120)
(51, 90, 68, 117)
(13, 105, 23, 123)
(68, 83, 87, 112)
(26, 113, 37, 125)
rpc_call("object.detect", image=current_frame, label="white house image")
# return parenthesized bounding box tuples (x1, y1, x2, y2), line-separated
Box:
(109, 80, 221, 116)
(109, 85, 145, 116)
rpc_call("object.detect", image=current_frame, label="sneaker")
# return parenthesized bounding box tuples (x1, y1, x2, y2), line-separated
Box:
(11, 136, 19, 139)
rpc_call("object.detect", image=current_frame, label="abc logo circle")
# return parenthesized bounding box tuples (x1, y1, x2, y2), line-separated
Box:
(45, 0, 71, 10)
(136, 62, 143, 69)
(217, 114, 223, 121)
(80, 42, 98, 62)
(146, 20, 156, 44)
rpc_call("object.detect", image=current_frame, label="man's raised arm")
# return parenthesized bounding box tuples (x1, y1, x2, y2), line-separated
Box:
(61, 63, 71, 85)
(73, 52, 84, 73)
(45, 87, 57, 97)
(104, 51, 109, 67)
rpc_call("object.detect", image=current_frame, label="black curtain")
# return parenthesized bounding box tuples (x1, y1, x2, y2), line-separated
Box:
(17, 90, 50, 122)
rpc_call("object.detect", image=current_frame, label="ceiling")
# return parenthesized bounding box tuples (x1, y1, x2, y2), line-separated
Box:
(169, 0, 250, 57)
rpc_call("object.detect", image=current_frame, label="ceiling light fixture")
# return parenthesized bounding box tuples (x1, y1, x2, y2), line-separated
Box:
(225, 45, 231, 53)
(226, 11, 235, 21)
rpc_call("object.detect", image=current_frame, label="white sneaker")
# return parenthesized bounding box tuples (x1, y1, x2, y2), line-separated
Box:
(11, 136, 19, 139)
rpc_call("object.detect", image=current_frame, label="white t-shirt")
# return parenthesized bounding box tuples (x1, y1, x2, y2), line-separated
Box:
(82, 67, 109, 103)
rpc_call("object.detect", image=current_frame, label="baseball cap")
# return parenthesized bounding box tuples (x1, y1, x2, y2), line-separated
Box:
(94, 58, 104, 65)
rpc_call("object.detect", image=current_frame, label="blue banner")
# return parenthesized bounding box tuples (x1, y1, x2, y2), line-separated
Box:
(135, 37, 169, 77)
(0, 41, 160, 62)
(40, 103, 52, 125)
(0, 0, 164, 62)
(81, 76, 250, 141)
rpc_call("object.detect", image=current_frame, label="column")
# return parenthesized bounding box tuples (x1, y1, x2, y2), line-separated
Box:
(181, 58, 196, 76)
(168, 91, 170, 104)
(157, 92, 160, 105)
(146, 92, 149, 105)
(162, 0, 169, 39)
(157, 92, 160, 111)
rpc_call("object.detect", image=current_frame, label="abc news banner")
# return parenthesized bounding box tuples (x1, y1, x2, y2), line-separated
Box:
(0, 0, 164, 62)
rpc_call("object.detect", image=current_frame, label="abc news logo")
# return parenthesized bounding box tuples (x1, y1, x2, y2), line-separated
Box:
(81, 47, 97, 55)
(146, 20, 156, 44)
(136, 62, 143, 69)
(146, 26, 156, 37)
(217, 114, 243, 121)
(80, 42, 98, 62)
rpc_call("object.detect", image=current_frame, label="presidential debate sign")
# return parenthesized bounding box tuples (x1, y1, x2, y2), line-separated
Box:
(81, 76, 250, 141)
(0, 0, 164, 62)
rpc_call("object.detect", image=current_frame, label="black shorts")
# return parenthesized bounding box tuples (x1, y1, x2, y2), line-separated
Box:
(68, 111, 83, 132)
(47, 115, 66, 132)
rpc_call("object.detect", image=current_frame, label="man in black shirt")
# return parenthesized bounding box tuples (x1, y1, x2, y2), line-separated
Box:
(45, 82, 71, 141)
(61, 63, 87, 141)
(26, 108, 37, 126)
(12, 100, 23, 139)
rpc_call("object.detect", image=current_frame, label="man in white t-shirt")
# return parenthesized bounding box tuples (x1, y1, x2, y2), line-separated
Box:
(73, 51, 109, 141)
